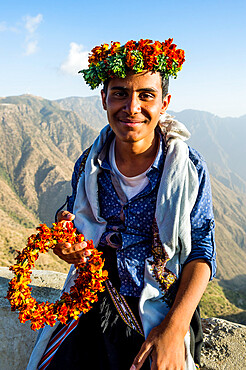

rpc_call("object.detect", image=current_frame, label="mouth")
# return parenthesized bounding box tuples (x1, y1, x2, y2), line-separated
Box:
(118, 118, 145, 127)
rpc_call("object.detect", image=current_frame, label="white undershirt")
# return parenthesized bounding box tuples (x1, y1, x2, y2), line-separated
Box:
(109, 138, 151, 200)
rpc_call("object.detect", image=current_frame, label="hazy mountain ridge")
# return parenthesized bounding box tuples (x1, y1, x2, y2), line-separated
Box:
(1, 94, 246, 322)
(1, 95, 98, 162)
(0, 95, 98, 226)
(169, 109, 246, 193)
(56, 96, 107, 130)
(211, 178, 246, 284)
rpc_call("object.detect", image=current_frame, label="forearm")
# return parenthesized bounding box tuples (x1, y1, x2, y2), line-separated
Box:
(162, 258, 210, 336)
(130, 259, 211, 369)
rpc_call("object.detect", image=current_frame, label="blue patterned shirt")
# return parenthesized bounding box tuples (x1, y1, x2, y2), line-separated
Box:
(68, 138, 216, 297)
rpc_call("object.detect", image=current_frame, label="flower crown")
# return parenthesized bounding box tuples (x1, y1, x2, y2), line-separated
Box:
(79, 38, 185, 89)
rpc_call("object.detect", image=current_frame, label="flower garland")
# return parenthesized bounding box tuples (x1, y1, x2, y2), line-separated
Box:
(79, 38, 185, 89)
(6, 222, 108, 331)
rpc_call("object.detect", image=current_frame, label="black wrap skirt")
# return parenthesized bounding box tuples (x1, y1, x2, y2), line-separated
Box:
(46, 289, 150, 370)
(46, 244, 150, 369)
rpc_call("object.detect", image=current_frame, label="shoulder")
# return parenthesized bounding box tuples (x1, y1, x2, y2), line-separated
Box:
(189, 146, 214, 220)
(188, 146, 210, 184)
(72, 146, 92, 189)
(74, 146, 92, 174)
(188, 146, 206, 171)
(68, 146, 92, 213)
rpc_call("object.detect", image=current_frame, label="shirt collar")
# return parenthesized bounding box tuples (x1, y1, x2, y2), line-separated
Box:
(151, 134, 163, 171)
(99, 131, 165, 173)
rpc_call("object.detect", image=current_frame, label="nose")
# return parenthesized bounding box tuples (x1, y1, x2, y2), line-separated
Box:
(123, 93, 141, 115)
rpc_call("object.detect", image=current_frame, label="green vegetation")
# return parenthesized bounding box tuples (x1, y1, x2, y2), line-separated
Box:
(200, 279, 246, 325)
(3, 210, 36, 228)
(0, 164, 13, 188)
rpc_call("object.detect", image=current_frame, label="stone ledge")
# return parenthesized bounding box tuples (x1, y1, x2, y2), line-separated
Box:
(1, 267, 246, 370)
(201, 317, 246, 369)
(0, 267, 67, 370)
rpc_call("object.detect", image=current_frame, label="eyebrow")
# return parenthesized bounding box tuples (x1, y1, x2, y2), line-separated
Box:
(110, 86, 158, 93)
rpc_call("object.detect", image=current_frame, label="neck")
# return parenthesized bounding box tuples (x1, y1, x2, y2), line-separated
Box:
(115, 131, 159, 177)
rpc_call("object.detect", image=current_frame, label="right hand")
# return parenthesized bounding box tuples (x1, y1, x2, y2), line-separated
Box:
(53, 211, 91, 265)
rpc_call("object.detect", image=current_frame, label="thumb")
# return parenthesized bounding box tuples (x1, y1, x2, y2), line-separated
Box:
(57, 211, 75, 222)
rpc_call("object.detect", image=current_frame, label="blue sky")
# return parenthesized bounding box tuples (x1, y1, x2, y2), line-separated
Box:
(0, 0, 245, 117)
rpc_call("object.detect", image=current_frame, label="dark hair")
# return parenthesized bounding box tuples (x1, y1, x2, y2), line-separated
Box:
(103, 72, 169, 100)
(160, 73, 169, 99)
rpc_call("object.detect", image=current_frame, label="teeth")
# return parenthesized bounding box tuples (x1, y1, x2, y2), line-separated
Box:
(120, 120, 142, 124)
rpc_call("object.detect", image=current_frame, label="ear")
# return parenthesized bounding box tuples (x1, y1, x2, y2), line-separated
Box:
(160, 94, 171, 114)
(101, 90, 107, 111)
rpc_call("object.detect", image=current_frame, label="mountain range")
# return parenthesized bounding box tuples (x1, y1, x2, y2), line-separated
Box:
(58, 96, 246, 194)
(0, 94, 245, 321)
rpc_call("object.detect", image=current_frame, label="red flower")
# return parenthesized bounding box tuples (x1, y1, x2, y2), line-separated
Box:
(163, 38, 173, 48)
(124, 40, 137, 52)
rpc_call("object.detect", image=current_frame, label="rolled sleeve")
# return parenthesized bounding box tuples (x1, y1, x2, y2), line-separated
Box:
(186, 219, 217, 279)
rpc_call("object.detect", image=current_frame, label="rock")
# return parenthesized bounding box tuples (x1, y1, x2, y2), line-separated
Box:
(0, 267, 67, 370)
(201, 317, 246, 369)
(1, 267, 246, 369)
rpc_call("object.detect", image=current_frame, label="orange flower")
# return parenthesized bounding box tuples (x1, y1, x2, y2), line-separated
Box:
(152, 41, 163, 54)
(138, 39, 153, 51)
(163, 38, 173, 48)
(124, 40, 137, 52)
(88, 43, 109, 65)
(110, 41, 121, 55)
(125, 51, 137, 69)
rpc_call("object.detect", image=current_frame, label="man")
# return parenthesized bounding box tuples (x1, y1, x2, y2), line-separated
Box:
(27, 39, 216, 370)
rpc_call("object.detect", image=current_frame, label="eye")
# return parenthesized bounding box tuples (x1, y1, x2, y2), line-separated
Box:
(112, 90, 127, 98)
(139, 92, 155, 100)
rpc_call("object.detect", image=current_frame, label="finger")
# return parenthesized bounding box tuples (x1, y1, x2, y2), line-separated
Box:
(57, 210, 75, 222)
(53, 242, 71, 260)
(130, 341, 153, 370)
(53, 242, 91, 264)
(61, 242, 88, 255)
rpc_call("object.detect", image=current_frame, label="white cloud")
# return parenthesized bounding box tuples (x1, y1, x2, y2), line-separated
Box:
(24, 40, 38, 55)
(22, 14, 43, 56)
(24, 14, 43, 34)
(0, 21, 18, 33)
(60, 42, 89, 76)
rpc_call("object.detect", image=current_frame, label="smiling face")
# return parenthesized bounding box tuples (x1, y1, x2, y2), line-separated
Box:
(101, 71, 171, 148)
